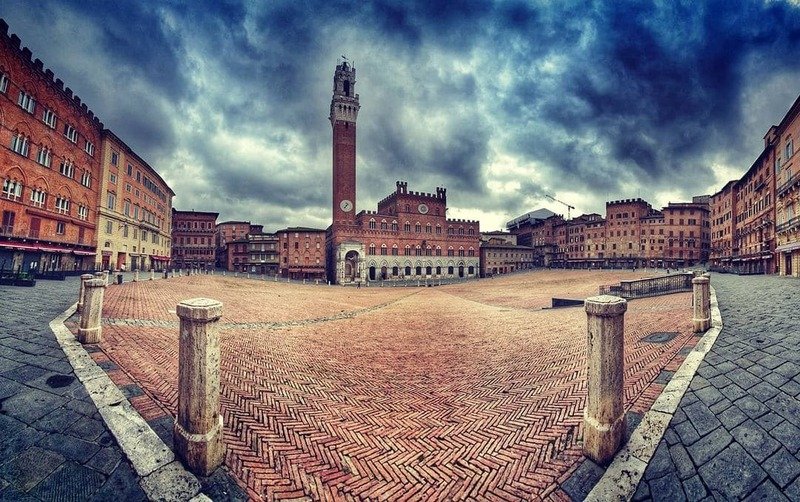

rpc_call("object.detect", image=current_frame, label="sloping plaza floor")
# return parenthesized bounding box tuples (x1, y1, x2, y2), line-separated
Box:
(81, 270, 698, 501)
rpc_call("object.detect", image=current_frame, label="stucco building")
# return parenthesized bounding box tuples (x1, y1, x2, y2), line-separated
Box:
(0, 20, 102, 274)
(324, 61, 480, 284)
(171, 209, 217, 270)
(479, 232, 533, 277)
(774, 95, 800, 276)
(96, 130, 173, 271)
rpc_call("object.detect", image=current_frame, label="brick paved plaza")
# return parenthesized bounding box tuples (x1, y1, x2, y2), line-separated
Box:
(82, 270, 698, 500)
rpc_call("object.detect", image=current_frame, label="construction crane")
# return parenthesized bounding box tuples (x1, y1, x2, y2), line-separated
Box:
(545, 194, 575, 220)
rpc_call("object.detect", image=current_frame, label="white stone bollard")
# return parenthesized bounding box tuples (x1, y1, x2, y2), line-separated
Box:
(78, 278, 107, 344)
(150, 269, 155, 281)
(274, 275, 278, 282)
(584, 295, 627, 465)
(102, 270, 109, 286)
(174, 298, 225, 476)
(287, 277, 290, 283)
(246, 273, 250, 279)
(78, 274, 94, 313)
(303, 278, 306, 285)
(692, 276, 710, 332)
(134, 270, 139, 282)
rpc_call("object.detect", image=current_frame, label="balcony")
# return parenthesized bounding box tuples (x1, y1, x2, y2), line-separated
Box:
(777, 171, 800, 197)
(777, 215, 800, 234)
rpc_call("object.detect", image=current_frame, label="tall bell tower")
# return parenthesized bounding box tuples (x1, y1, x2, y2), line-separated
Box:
(330, 60, 359, 227)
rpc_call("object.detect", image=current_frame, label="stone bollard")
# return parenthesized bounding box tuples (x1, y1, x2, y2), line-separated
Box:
(303, 278, 306, 285)
(584, 295, 627, 465)
(150, 269, 154, 281)
(77, 274, 94, 313)
(692, 276, 710, 332)
(102, 270, 109, 286)
(164, 270, 169, 279)
(287, 277, 290, 283)
(116, 273, 123, 285)
(78, 278, 107, 343)
(246, 273, 250, 279)
(174, 298, 225, 476)
(134, 270, 139, 282)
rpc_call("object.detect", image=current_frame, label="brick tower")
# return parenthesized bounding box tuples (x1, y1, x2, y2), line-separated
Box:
(330, 61, 359, 228)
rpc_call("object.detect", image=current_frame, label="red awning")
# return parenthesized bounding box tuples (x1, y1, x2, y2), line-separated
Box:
(0, 242, 40, 252)
(149, 255, 171, 261)
(73, 250, 96, 256)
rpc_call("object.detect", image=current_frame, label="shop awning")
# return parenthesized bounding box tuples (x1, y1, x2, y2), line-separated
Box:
(73, 250, 96, 256)
(0, 242, 40, 252)
(776, 242, 800, 252)
(37, 245, 73, 253)
(149, 254, 171, 261)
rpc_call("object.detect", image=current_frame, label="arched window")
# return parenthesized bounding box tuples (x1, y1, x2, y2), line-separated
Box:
(404, 221, 411, 232)
(10, 133, 30, 157)
(436, 224, 442, 235)
(435, 246, 442, 256)
(415, 222, 421, 233)
(425, 223, 432, 233)
(415, 245, 422, 256)
(459, 227, 465, 235)
(425, 246, 432, 256)
(404, 245, 411, 256)
(380, 244, 387, 255)
(468, 228, 475, 236)
(380, 220, 387, 230)
(391, 220, 398, 231)
(369, 243, 376, 255)
(368, 219, 376, 230)
(447, 246, 454, 257)
(458, 246, 465, 257)
(2, 178, 23, 200)
(468, 247, 475, 257)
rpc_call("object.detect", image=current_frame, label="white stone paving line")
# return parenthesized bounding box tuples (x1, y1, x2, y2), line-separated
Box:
(50, 303, 205, 502)
(585, 287, 724, 501)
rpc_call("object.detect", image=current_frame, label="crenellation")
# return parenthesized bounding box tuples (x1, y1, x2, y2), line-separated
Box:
(21, 46, 31, 61)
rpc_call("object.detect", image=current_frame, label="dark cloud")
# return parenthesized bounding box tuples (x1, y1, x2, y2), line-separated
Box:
(3, 0, 800, 230)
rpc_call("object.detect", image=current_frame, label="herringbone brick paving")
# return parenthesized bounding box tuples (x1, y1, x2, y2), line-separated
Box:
(86, 271, 695, 501)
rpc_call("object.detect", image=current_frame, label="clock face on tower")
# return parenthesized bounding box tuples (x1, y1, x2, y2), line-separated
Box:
(418, 203, 429, 214)
(340, 199, 353, 212)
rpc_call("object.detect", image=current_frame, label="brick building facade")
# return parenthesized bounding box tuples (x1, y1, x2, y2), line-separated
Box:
(215, 220, 262, 270)
(0, 20, 102, 274)
(171, 209, 217, 270)
(508, 197, 710, 270)
(709, 180, 737, 271)
(324, 61, 480, 284)
(278, 227, 325, 280)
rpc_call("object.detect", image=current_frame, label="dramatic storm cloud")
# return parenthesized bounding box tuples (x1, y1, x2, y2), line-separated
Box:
(4, 1, 800, 230)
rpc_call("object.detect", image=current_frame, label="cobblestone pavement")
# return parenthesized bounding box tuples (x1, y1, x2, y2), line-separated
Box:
(636, 273, 800, 501)
(0, 276, 147, 501)
(90, 272, 698, 500)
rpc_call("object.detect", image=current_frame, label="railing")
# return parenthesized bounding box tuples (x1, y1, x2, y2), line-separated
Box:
(777, 170, 800, 196)
(776, 215, 800, 233)
(598, 272, 694, 299)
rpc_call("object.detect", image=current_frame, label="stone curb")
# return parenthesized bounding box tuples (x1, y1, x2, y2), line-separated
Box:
(49, 303, 209, 502)
(585, 286, 724, 501)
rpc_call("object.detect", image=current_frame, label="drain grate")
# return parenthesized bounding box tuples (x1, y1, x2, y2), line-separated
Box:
(642, 331, 678, 344)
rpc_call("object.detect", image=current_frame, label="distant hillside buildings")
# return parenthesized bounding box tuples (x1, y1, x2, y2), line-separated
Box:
(507, 197, 710, 270)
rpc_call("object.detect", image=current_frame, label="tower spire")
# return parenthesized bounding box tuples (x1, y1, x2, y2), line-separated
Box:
(330, 60, 360, 226)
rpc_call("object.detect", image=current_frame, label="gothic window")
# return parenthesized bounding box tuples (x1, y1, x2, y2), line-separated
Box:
(404, 221, 411, 232)
(380, 220, 387, 230)
(368, 219, 376, 230)
(392, 221, 398, 231)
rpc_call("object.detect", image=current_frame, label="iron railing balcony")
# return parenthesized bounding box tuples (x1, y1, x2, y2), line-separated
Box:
(777, 170, 800, 197)
(777, 215, 800, 234)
